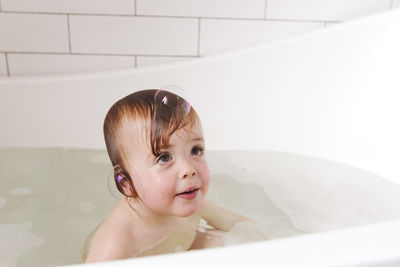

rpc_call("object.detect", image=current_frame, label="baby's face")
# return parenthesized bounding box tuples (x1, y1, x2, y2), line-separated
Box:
(122, 119, 210, 217)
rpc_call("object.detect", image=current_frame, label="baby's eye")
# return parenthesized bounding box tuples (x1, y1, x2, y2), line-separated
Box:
(156, 152, 172, 164)
(191, 146, 205, 156)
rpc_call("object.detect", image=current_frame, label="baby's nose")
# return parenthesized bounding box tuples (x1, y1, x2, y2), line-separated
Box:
(181, 161, 196, 179)
(182, 169, 196, 179)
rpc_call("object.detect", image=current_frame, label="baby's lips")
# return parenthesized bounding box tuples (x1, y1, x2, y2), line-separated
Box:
(176, 186, 199, 195)
(175, 188, 200, 200)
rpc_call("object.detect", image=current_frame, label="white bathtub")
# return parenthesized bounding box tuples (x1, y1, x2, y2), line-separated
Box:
(1, 8, 400, 267)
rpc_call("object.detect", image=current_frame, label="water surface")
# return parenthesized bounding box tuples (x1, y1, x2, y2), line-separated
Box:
(1, 148, 400, 266)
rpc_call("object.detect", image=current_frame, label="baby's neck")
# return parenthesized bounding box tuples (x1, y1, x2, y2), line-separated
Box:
(123, 198, 185, 228)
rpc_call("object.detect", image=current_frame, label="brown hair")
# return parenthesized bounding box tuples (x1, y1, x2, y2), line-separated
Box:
(103, 89, 199, 198)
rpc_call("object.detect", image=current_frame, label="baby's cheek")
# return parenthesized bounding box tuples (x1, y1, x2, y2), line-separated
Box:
(151, 178, 176, 201)
(201, 165, 211, 192)
(160, 181, 177, 198)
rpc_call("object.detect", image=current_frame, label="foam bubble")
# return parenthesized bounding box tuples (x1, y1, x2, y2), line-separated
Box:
(0, 197, 6, 209)
(222, 221, 268, 246)
(174, 245, 184, 252)
(10, 187, 32, 195)
(199, 218, 213, 229)
(107, 169, 122, 200)
(154, 86, 191, 123)
(0, 222, 44, 266)
(79, 202, 96, 214)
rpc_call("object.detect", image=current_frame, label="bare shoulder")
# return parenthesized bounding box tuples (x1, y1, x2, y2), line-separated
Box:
(85, 203, 140, 263)
(86, 229, 133, 262)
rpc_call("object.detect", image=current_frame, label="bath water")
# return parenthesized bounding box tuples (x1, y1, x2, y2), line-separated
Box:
(2, 147, 400, 266)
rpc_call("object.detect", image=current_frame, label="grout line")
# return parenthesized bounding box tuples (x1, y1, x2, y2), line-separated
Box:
(0, 10, 335, 23)
(265, 17, 339, 24)
(0, 0, 2, 12)
(67, 15, 72, 53)
(136, 15, 337, 23)
(133, 54, 197, 58)
(197, 18, 201, 56)
(0, 10, 137, 17)
(134, 56, 137, 67)
(134, 0, 137, 15)
(134, 14, 331, 23)
(264, 0, 268, 19)
(391, 0, 395, 8)
(1, 51, 199, 58)
(5, 52, 10, 76)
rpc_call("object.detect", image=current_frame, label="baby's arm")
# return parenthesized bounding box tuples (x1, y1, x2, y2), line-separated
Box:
(199, 199, 251, 232)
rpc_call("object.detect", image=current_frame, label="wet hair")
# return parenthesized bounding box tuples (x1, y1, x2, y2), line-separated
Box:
(103, 89, 199, 198)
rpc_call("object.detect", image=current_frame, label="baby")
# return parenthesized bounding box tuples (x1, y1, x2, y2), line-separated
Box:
(85, 89, 250, 263)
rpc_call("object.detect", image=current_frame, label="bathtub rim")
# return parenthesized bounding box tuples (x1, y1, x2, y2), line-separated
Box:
(63, 217, 400, 267)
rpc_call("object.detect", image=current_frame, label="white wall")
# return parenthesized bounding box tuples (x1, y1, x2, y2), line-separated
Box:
(0, 0, 396, 76)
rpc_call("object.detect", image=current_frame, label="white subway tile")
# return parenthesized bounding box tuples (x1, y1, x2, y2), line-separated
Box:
(1, 0, 135, 15)
(266, 0, 392, 21)
(70, 16, 198, 56)
(137, 56, 194, 67)
(200, 19, 323, 55)
(393, 0, 400, 8)
(137, 0, 265, 19)
(0, 13, 69, 53)
(0, 53, 7, 76)
(7, 53, 135, 76)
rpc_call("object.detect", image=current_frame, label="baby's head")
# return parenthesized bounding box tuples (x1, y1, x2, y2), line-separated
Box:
(103, 89, 210, 217)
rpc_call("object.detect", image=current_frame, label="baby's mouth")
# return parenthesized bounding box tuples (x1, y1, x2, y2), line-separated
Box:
(176, 187, 199, 195)
(175, 187, 200, 199)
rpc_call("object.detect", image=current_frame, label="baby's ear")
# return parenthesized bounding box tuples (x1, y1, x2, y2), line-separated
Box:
(119, 178, 136, 197)
(114, 166, 137, 198)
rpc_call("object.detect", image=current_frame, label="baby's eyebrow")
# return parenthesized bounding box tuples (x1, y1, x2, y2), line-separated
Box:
(192, 137, 204, 142)
(156, 137, 203, 151)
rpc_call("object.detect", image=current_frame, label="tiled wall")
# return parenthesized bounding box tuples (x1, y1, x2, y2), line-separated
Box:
(0, 0, 396, 76)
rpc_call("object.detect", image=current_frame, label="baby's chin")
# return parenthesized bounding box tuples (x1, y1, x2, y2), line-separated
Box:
(173, 200, 202, 217)
(176, 208, 198, 218)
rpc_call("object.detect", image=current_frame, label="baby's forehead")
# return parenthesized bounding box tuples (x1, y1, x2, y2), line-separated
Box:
(119, 115, 203, 150)
(170, 121, 204, 141)
(119, 117, 151, 147)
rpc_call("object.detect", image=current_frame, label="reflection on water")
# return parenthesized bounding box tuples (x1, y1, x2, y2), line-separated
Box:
(1, 148, 400, 266)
